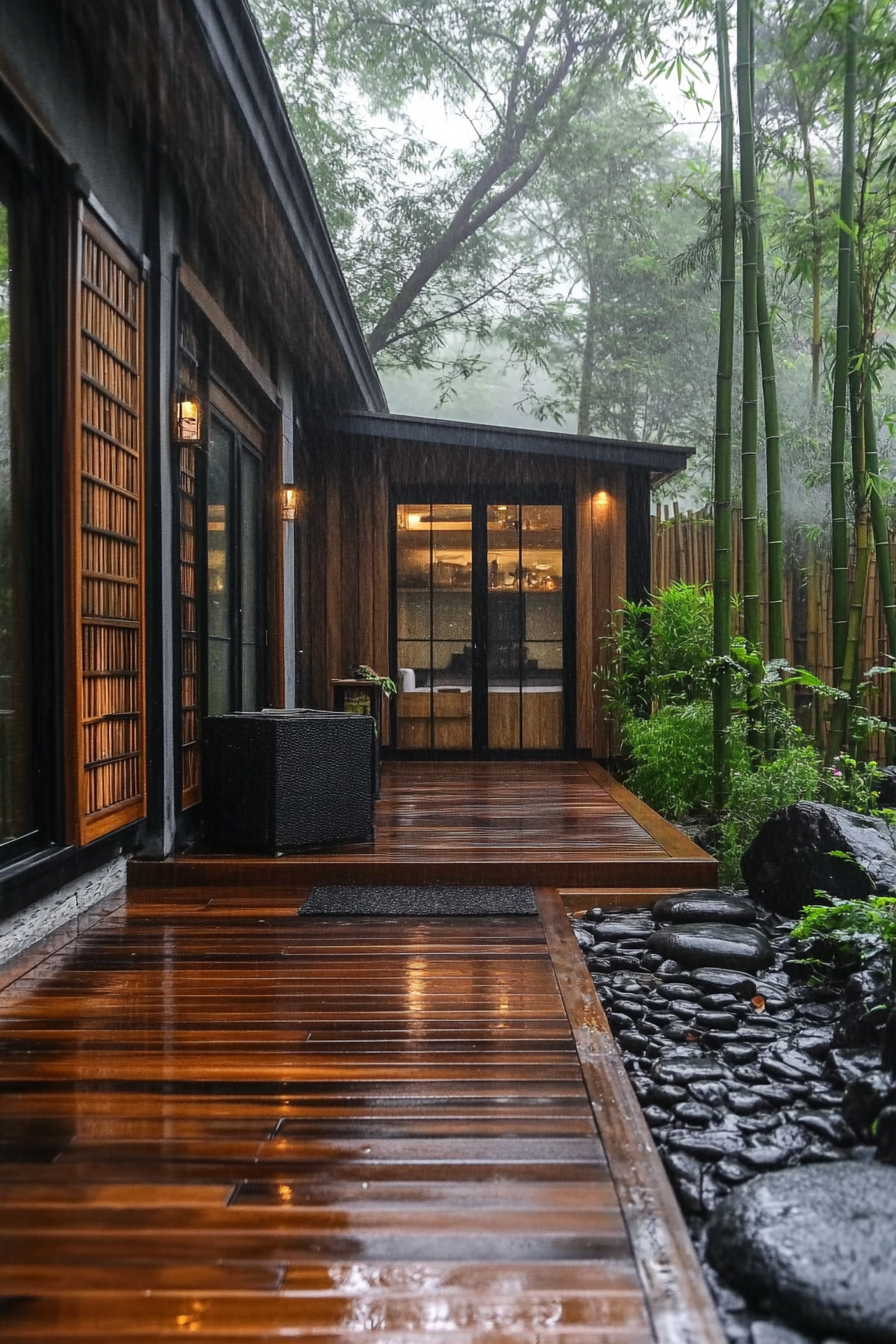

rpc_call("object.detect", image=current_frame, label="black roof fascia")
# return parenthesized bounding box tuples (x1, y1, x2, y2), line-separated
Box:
(333, 411, 694, 472)
(188, 0, 387, 412)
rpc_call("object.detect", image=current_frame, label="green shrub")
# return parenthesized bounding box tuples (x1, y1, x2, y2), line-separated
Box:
(624, 704, 749, 820)
(821, 755, 885, 814)
(598, 582, 718, 719)
(716, 742, 821, 883)
(792, 895, 896, 966)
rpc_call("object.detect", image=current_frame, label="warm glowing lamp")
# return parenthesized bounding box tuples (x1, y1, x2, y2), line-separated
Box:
(281, 485, 299, 522)
(176, 398, 200, 441)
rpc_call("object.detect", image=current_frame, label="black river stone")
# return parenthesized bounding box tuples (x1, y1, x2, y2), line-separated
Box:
(647, 923, 774, 972)
(707, 1162, 896, 1342)
(657, 982, 703, 1002)
(593, 920, 655, 942)
(652, 889, 758, 925)
(694, 1010, 739, 1032)
(876, 1106, 896, 1164)
(690, 967, 757, 997)
(883, 1006, 896, 1073)
(651, 1056, 728, 1086)
(843, 1071, 896, 1142)
(740, 801, 896, 915)
(667, 1127, 743, 1161)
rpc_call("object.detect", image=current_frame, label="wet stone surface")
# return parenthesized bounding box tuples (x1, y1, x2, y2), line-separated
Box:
(573, 889, 896, 1344)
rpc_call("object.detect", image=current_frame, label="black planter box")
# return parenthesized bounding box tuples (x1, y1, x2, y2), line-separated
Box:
(202, 711, 375, 853)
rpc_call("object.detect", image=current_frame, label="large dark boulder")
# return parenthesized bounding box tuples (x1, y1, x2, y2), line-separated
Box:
(707, 1162, 896, 1342)
(740, 803, 896, 916)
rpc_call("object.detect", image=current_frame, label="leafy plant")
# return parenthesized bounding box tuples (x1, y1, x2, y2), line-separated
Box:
(792, 895, 896, 965)
(821, 754, 885, 813)
(623, 703, 750, 821)
(715, 742, 822, 883)
(350, 664, 397, 699)
(596, 582, 718, 721)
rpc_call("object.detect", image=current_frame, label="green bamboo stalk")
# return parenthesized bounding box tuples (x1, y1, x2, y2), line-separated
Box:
(737, 0, 760, 656)
(757, 225, 784, 662)
(713, 0, 736, 810)
(854, 244, 896, 757)
(866, 390, 896, 657)
(828, 248, 871, 763)
(827, 521, 870, 762)
(830, 0, 859, 688)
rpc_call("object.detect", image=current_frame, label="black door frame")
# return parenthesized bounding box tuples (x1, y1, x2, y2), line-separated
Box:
(388, 484, 576, 757)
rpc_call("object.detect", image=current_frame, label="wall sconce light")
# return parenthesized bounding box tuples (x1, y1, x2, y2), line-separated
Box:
(594, 489, 609, 507)
(281, 485, 299, 522)
(176, 398, 201, 442)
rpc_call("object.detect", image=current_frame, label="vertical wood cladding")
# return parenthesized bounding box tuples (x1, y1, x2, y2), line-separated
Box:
(69, 207, 146, 843)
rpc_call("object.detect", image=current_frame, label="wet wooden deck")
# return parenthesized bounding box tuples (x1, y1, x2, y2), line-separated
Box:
(0, 879, 724, 1342)
(129, 760, 716, 892)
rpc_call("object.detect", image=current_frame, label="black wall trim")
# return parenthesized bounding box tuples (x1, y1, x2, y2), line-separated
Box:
(626, 466, 651, 605)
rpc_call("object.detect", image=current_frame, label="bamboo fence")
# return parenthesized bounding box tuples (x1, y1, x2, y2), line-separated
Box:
(651, 503, 896, 752)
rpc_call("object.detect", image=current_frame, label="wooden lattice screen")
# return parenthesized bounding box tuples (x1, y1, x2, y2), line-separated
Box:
(68, 206, 146, 844)
(178, 436, 201, 807)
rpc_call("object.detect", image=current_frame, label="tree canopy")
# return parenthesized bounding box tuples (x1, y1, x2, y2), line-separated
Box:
(252, 0, 669, 370)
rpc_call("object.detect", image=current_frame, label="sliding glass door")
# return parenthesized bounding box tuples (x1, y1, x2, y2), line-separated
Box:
(394, 494, 570, 752)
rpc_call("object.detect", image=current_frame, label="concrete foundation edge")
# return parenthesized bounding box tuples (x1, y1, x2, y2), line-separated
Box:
(0, 857, 127, 965)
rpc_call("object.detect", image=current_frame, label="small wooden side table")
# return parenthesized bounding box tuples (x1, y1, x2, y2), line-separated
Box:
(331, 679, 383, 798)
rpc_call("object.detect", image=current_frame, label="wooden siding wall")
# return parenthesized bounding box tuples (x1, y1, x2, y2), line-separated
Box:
(67, 205, 147, 845)
(304, 435, 628, 755)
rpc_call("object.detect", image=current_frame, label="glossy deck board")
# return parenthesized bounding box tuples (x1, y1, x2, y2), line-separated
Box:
(128, 760, 716, 889)
(0, 884, 723, 1342)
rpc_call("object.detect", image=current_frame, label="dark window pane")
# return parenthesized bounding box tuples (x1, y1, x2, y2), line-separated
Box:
(0, 198, 32, 840)
(207, 638, 231, 717)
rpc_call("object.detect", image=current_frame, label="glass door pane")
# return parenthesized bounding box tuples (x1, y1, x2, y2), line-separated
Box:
(521, 504, 564, 748)
(206, 421, 232, 715)
(396, 503, 472, 748)
(487, 502, 564, 749)
(486, 504, 522, 748)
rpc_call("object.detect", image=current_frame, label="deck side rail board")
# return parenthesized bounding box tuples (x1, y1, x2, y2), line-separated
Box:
(536, 886, 727, 1344)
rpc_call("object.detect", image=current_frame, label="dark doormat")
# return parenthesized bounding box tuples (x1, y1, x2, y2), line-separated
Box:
(299, 884, 537, 916)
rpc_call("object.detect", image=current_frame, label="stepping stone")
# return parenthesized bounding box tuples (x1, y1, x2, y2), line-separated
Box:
(653, 889, 758, 925)
(708, 1162, 896, 1340)
(648, 924, 774, 972)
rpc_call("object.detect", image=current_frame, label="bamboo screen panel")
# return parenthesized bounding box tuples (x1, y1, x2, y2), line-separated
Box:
(176, 314, 201, 809)
(70, 207, 146, 844)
